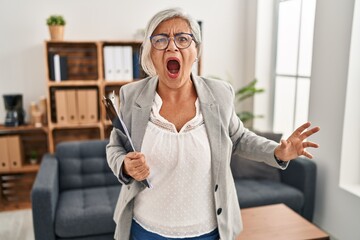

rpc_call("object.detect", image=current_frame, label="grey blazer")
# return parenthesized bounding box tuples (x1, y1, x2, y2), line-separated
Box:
(106, 75, 285, 240)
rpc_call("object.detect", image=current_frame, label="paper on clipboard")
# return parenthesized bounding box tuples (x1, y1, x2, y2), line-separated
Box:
(102, 95, 152, 189)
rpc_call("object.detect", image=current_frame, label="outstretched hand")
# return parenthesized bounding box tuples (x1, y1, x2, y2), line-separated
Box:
(274, 122, 320, 161)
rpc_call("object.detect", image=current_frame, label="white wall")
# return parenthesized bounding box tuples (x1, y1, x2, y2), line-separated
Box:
(310, 0, 360, 239)
(250, 0, 360, 238)
(340, 0, 360, 198)
(253, 0, 276, 132)
(0, 0, 246, 122)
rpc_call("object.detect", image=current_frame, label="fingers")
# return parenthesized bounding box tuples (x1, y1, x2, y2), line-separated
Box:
(123, 152, 150, 181)
(292, 122, 320, 141)
(302, 141, 319, 148)
(294, 122, 311, 136)
(300, 126, 320, 141)
(302, 150, 314, 159)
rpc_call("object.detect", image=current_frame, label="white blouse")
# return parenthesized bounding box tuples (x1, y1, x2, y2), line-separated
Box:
(133, 93, 217, 238)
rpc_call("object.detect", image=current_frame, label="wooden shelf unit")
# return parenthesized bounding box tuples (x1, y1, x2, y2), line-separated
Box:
(44, 40, 148, 152)
(0, 125, 47, 211)
(0, 39, 202, 211)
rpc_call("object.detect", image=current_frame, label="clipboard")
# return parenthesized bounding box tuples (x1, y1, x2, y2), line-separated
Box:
(102, 95, 152, 189)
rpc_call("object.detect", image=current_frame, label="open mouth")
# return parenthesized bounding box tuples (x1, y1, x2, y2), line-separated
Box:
(166, 59, 180, 74)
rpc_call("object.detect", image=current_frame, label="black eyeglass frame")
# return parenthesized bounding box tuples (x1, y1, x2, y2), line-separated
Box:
(149, 33, 195, 50)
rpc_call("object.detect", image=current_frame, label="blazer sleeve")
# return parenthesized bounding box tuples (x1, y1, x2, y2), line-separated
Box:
(106, 87, 134, 185)
(227, 84, 288, 169)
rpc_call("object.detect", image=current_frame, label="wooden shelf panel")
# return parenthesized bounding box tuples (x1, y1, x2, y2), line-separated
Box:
(0, 125, 48, 134)
(0, 164, 39, 174)
(101, 40, 143, 45)
(50, 122, 102, 130)
(52, 127, 102, 148)
(0, 172, 37, 211)
(48, 80, 100, 87)
(0, 201, 32, 211)
(102, 80, 133, 86)
(0, 127, 47, 174)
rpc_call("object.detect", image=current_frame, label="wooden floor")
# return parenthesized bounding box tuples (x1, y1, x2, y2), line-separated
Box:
(0, 209, 34, 240)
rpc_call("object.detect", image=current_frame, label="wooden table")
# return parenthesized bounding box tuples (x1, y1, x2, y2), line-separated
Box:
(237, 204, 329, 240)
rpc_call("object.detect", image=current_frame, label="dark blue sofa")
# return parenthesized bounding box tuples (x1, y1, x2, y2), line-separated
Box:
(31, 140, 120, 240)
(31, 138, 316, 239)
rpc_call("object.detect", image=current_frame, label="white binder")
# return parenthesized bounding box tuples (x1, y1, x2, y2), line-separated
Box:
(122, 46, 133, 80)
(103, 46, 115, 81)
(114, 46, 123, 80)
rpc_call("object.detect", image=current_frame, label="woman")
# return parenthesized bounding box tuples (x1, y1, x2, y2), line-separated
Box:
(106, 8, 320, 240)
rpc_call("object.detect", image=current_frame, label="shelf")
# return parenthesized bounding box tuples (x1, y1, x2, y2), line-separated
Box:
(48, 80, 100, 87)
(0, 201, 32, 211)
(50, 122, 102, 130)
(101, 40, 142, 45)
(0, 164, 39, 174)
(0, 125, 48, 134)
(0, 171, 37, 211)
(102, 80, 133, 86)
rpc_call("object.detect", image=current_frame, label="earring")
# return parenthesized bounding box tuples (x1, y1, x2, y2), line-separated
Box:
(194, 58, 198, 63)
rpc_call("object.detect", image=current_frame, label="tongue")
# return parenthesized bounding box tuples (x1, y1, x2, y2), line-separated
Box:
(167, 60, 180, 73)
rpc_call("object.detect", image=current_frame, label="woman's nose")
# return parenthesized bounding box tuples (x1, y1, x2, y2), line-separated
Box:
(166, 37, 179, 51)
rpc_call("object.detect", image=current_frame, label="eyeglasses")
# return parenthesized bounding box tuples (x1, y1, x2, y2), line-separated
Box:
(150, 33, 194, 50)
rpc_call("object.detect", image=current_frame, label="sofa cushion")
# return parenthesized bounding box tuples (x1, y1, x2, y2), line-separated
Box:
(56, 140, 118, 191)
(234, 179, 304, 213)
(231, 131, 282, 181)
(55, 185, 121, 238)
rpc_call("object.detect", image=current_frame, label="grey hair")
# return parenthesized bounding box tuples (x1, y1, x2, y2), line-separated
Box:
(140, 8, 202, 77)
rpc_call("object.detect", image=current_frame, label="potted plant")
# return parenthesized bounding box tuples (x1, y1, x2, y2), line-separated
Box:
(235, 79, 264, 124)
(46, 15, 66, 41)
(29, 150, 38, 165)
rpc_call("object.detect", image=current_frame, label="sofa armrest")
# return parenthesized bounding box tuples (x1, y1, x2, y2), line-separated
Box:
(31, 154, 59, 240)
(280, 157, 316, 221)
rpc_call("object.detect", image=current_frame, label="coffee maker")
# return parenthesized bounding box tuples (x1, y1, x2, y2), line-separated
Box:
(3, 94, 25, 126)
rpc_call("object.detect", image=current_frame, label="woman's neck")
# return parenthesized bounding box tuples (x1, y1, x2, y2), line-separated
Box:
(157, 78, 197, 103)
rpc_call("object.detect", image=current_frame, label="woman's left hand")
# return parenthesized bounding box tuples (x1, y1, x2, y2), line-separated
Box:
(274, 122, 320, 161)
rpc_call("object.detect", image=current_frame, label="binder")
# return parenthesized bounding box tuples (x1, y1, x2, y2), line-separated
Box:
(7, 136, 23, 169)
(55, 90, 68, 124)
(114, 46, 123, 80)
(53, 54, 68, 81)
(104, 46, 115, 81)
(48, 53, 56, 80)
(122, 46, 133, 80)
(54, 54, 61, 82)
(66, 90, 78, 123)
(132, 48, 141, 79)
(77, 89, 88, 123)
(76, 89, 98, 123)
(86, 89, 98, 123)
(0, 137, 10, 171)
(59, 56, 68, 80)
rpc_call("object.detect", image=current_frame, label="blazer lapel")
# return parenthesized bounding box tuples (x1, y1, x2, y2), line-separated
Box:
(131, 76, 158, 152)
(193, 76, 222, 183)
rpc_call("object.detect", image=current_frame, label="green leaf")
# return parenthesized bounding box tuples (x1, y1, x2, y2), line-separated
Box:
(46, 15, 66, 26)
